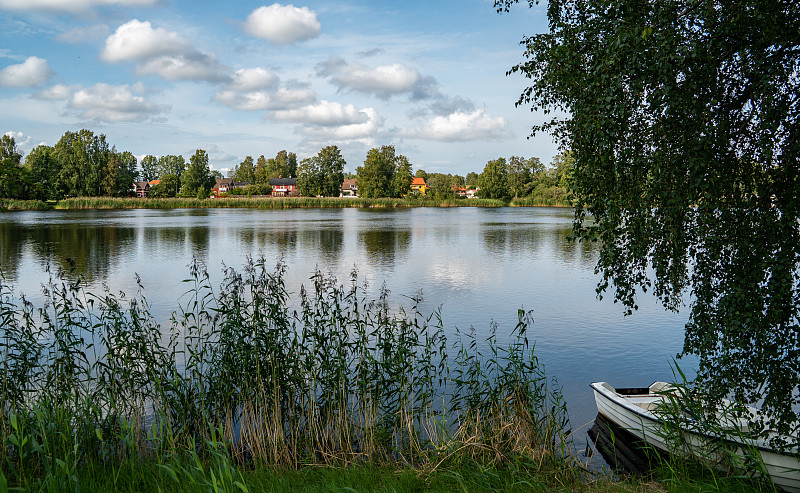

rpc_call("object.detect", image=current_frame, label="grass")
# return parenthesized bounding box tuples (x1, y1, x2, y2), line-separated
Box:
(0, 260, 782, 492)
(0, 196, 573, 210)
(0, 259, 579, 491)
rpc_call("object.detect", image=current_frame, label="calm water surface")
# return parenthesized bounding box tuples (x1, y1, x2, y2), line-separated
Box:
(0, 207, 695, 444)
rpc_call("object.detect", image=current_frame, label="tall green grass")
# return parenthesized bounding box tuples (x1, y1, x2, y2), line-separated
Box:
(0, 259, 574, 491)
(50, 196, 508, 209)
(0, 199, 52, 210)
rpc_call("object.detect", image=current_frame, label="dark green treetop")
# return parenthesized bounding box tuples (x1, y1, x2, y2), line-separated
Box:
(498, 0, 800, 441)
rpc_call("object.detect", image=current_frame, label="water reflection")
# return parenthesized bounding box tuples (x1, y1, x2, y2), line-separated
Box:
(359, 229, 410, 267)
(0, 221, 25, 280)
(298, 229, 343, 264)
(27, 223, 136, 282)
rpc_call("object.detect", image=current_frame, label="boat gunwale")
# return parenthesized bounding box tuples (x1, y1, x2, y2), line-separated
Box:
(590, 381, 800, 458)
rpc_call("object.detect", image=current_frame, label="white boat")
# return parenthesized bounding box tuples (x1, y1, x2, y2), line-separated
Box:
(591, 381, 800, 492)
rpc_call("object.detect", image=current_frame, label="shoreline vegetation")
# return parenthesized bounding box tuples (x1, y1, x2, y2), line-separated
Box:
(0, 196, 573, 211)
(0, 260, 778, 492)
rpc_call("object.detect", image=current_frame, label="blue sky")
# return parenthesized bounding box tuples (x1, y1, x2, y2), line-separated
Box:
(0, 0, 555, 176)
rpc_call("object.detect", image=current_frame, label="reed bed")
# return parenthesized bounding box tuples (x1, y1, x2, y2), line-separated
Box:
(0, 259, 575, 491)
(49, 196, 508, 210)
(0, 199, 52, 211)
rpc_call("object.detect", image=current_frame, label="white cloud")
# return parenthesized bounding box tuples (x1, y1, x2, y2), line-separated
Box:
(214, 86, 315, 111)
(4, 130, 31, 146)
(399, 109, 509, 142)
(136, 54, 226, 82)
(69, 83, 167, 122)
(0, 56, 53, 88)
(295, 107, 383, 140)
(243, 4, 321, 45)
(101, 19, 191, 62)
(271, 100, 370, 126)
(227, 68, 279, 92)
(101, 20, 227, 82)
(34, 83, 77, 100)
(316, 56, 438, 100)
(0, 0, 158, 11)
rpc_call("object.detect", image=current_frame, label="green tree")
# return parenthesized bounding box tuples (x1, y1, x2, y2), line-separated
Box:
(414, 169, 428, 181)
(357, 145, 410, 198)
(25, 145, 62, 200)
(182, 149, 214, 198)
(318, 146, 346, 197)
(465, 171, 479, 188)
(499, 0, 800, 438)
(287, 152, 298, 178)
(149, 173, 180, 198)
(426, 173, 457, 200)
(296, 157, 320, 196)
(157, 155, 185, 180)
(478, 158, 509, 199)
(507, 156, 540, 198)
(53, 129, 111, 197)
(391, 155, 412, 198)
(140, 155, 158, 182)
(0, 134, 26, 198)
(234, 156, 255, 183)
(254, 155, 269, 184)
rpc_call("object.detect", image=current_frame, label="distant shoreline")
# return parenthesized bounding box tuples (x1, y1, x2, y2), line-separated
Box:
(0, 197, 573, 211)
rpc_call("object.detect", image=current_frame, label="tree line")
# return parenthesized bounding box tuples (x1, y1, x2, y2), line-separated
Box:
(0, 128, 573, 202)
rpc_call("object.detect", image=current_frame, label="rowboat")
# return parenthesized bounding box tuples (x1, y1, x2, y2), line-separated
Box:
(590, 381, 800, 492)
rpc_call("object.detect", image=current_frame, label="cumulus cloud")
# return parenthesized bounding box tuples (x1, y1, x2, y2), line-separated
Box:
(0, 56, 53, 88)
(56, 24, 109, 44)
(212, 68, 314, 111)
(0, 0, 158, 11)
(69, 83, 167, 122)
(227, 67, 279, 92)
(101, 19, 191, 62)
(295, 108, 383, 140)
(4, 130, 31, 147)
(101, 20, 226, 82)
(271, 100, 370, 126)
(409, 95, 476, 119)
(243, 4, 321, 45)
(316, 56, 438, 100)
(136, 53, 227, 82)
(34, 83, 77, 100)
(214, 86, 315, 111)
(399, 109, 509, 142)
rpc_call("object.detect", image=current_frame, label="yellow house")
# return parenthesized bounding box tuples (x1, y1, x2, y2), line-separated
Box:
(410, 177, 426, 196)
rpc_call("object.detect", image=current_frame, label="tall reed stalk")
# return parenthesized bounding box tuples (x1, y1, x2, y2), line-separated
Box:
(0, 259, 574, 490)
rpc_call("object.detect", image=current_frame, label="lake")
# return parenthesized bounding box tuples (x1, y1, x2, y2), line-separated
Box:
(0, 206, 695, 449)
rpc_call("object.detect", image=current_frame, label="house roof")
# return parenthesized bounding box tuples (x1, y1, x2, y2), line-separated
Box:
(134, 181, 149, 189)
(411, 177, 426, 186)
(148, 180, 161, 186)
(341, 178, 357, 189)
(215, 178, 234, 186)
(269, 177, 297, 186)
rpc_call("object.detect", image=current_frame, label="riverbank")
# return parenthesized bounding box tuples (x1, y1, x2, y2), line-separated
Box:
(0, 261, 776, 492)
(0, 196, 572, 210)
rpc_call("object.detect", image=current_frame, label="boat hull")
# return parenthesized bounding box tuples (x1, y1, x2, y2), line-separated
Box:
(590, 381, 800, 492)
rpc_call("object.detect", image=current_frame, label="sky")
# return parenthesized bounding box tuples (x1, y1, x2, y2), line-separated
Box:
(0, 0, 556, 176)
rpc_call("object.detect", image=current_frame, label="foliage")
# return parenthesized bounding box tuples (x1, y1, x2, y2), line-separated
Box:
(157, 154, 185, 180)
(140, 155, 158, 182)
(478, 158, 510, 200)
(498, 0, 800, 439)
(357, 145, 411, 198)
(24, 145, 63, 201)
(53, 129, 112, 197)
(391, 154, 412, 198)
(232, 156, 255, 184)
(0, 260, 573, 490)
(425, 173, 459, 200)
(297, 146, 345, 197)
(0, 135, 25, 199)
(181, 149, 215, 199)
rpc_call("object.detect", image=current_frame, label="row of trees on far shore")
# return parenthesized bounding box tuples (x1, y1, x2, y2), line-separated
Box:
(0, 129, 573, 202)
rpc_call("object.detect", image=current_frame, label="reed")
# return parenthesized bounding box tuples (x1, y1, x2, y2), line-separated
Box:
(0, 259, 575, 490)
(51, 196, 508, 210)
(0, 199, 52, 210)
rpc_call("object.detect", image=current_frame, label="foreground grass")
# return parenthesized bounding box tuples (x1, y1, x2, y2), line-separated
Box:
(0, 196, 573, 210)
